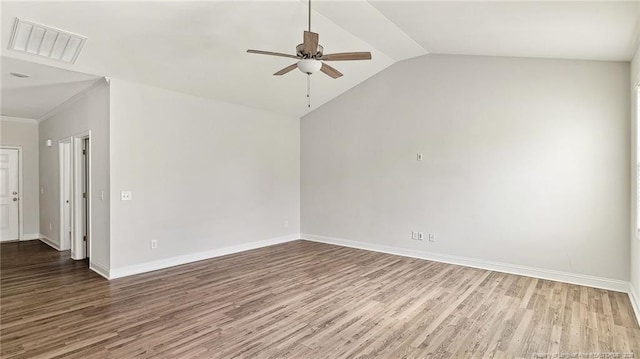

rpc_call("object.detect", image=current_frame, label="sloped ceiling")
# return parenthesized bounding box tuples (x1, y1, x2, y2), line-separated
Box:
(0, 1, 638, 119)
(1, 56, 102, 119)
(370, 1, 639, 62)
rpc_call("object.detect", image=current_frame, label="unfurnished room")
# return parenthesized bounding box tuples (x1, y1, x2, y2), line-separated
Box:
(1, 1, 639, 358)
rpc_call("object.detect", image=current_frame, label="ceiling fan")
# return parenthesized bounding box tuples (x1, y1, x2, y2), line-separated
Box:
(246, 0, 372, 80)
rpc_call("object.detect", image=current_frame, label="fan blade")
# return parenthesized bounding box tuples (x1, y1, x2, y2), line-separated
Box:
(247, 49, 299, 59)
(303, 31, 319, 56)
(320, 52, 372, 61)
(274, 63, 298, 76)
(320, 63, 343, 79)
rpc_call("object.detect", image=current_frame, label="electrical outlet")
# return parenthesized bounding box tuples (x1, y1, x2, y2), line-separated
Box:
(418, 232, 424, 240)
(411, 231, 419, 240)
(429, 233, 436, 242)
(284, 220, 289, 228)
(49, 223, 52, 231)
(150, 240, 158, 249)
(121, 191, 132, 201)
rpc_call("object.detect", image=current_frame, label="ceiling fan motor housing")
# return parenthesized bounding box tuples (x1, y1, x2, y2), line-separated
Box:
(297, 44, 323, 59)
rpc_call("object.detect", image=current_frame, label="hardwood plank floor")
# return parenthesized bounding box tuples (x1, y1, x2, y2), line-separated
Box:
(1, 240, 639, 358)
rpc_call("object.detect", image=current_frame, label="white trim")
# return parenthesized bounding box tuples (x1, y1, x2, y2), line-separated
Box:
(89, 261, 109, 280)
(0, 116, 38, 124)
(39, 235, 61, 251)
(636, 86, 640, 240)
(301, 233, 630, 293)
(22, 233, 40, 241)
(0, 146, 23, 241)
(58, 137, 73, 252)
(630, 284, 640, 327)
(38, 78, 108, 123)
(108, 233, 300, 279)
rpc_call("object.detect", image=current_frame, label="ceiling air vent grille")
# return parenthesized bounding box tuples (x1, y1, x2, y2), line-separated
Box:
(8, 18, 87, 64)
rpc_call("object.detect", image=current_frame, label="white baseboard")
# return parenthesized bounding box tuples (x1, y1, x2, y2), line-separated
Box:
(301, 233, 630, 293)
(21, 233, 40, 241)
(630, 284, 640, 326)
(90, 261, 110, 280)
(39, 235, 61, 251)
(108, 233, 301, 279)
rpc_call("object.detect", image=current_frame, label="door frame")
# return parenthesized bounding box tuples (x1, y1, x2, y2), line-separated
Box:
(58, 137, 73, 251)
(0, 146, 23, 241)
(72, 131, 91, 260)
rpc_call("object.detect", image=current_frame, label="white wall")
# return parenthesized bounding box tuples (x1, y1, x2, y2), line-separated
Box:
(0, 117, 39, 238)
(302, 54, 630, 282)
(108, 79, 300, 272)
(39, 80, 110, 270)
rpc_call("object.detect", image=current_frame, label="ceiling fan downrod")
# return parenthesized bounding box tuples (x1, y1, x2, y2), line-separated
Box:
(308, 0, 311, 32)
(307, 0, 312, 108)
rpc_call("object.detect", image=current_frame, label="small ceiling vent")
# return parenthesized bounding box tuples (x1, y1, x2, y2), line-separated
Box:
(8, 18, 87, 64)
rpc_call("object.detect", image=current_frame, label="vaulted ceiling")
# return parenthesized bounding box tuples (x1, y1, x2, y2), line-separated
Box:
(1, 1, 638, 119)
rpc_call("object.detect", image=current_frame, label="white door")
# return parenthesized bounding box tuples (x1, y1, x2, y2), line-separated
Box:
(61, 142, 72, 250)
(0, 149, 19, 241)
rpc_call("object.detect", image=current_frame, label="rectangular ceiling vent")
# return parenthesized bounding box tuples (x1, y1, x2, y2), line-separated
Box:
(8, 18, 87, 64)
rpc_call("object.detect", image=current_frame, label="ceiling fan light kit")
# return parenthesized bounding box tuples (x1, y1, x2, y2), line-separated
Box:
(297, 59, 322, 74)
(246, 0, 372, 107)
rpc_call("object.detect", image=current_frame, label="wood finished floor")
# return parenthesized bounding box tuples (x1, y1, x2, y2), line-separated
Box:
(1, 240, 639, 359)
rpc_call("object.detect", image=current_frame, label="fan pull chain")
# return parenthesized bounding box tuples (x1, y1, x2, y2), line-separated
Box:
(307, 74, 311, 108)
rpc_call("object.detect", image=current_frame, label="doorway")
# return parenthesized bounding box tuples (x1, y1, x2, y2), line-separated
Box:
(77, 137, 90, 259)
(60, 134, 92, 260)
(0, 147, 21, 241)
(72, 133, 90, 260)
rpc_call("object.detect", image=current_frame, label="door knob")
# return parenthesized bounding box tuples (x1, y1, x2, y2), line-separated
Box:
(13, 198, 18, 202)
